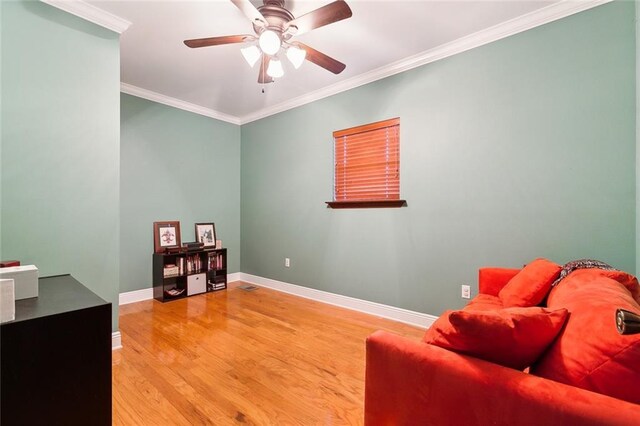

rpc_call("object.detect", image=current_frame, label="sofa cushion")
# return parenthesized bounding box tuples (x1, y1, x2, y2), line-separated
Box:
(499, 258, 561, 307)
(531, 269, 640, 404)
(423, 307, 568, 370)
(551, 261, 640, 303)
(590, 269, 640, 303)
(463, 294, 503, 311)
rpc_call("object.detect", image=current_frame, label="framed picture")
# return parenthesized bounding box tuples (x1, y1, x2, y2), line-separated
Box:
(153, 221, 181, 253)
(195, 223, 216, 247)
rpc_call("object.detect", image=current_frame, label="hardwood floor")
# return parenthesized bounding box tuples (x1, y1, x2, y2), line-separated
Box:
(113, 282, 424, 425)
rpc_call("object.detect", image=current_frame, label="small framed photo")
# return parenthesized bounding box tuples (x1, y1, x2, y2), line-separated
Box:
(195, 223, 217, 247)
(153, 221, 182, 253)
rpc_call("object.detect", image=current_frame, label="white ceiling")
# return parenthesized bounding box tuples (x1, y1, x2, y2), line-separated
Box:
(82, 0, 596, 123)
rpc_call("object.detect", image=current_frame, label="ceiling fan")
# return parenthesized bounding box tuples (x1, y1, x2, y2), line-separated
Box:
(184, 0, 352, 84)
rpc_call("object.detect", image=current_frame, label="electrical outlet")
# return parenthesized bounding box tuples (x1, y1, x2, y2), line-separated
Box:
(285, 258, 290, 268)
(461, 285, 471, 299)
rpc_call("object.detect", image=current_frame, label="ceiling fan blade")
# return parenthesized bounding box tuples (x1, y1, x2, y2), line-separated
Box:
(296, 42, 346, 74)
(230, 0, 267, 28)
(184, 35, 253, 48)
(284, 0, 352, 36)
(258, 55, 274, 84)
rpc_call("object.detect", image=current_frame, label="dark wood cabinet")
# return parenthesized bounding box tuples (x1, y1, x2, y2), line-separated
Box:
(153, 248, 227, 302)
(0, 275, 112, 426)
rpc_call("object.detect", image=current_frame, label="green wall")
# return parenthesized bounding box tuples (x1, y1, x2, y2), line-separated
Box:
(120, 94, 241, 293)
(1, 1, 121, 330)
(241, 1, 636, 316)
(636, 0, 639, 276)
(0, 0, 635, 331)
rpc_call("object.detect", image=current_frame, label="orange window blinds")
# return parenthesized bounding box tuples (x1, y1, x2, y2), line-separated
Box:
(333, 118, 400, 201)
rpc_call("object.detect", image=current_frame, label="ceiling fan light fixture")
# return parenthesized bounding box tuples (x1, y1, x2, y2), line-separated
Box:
(240, 45, 261, 67)
(183, 0, 353, 83)
(258, 30, 281, 56)
(286, 45, 306, 69)
(266, 58, 284, 78)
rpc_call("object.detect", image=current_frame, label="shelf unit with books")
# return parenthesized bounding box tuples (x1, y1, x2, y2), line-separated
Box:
(152, 248, 227, 302)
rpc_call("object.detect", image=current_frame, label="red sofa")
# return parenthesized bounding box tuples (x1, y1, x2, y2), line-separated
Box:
(365, 265, 640, 425)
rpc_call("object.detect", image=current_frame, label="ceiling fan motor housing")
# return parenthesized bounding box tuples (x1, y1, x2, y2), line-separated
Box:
(253, 0, 294, 38)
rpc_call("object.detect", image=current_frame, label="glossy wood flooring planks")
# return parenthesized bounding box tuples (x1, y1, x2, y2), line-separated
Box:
(113, 282, 424, 425)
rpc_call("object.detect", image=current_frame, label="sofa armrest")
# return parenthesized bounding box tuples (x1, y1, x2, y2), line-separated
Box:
(478, 267, 520, 296)
(365, 331, 640, 426)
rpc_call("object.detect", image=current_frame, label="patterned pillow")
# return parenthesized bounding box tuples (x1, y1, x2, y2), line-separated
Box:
(552, 259, 615, 287)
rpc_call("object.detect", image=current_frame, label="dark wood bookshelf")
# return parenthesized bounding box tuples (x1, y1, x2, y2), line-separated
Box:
(153, 248, 227, 302)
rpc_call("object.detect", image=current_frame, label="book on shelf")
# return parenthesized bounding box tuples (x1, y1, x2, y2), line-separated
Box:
(184, 254, 204, 274)
(164, 264, 179, 277)
(208, 280, 226, 290)
(183, 242, 204, 251)
(207, 252, 224, 270)
(164, 287, 185, 297)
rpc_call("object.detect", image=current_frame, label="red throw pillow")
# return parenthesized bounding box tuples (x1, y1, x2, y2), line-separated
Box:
(499, 258, 561, 307)
(531, 272, 640, 404)
(463, 294, 503, 311)
(423, 307, 568, 370)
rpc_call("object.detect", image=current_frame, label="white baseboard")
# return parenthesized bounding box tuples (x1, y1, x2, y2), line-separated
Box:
(112, 331, 122, 350)
(239, 273, 436, 329)
(119, 272, 242, 305)
(115, 272, 435, 346)
(119, 287, 154, 305)
(227, 272, 242, 283)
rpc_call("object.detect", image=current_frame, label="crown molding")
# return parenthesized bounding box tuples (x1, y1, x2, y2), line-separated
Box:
(115, 0, 610, 125)
(41, 0, 131, 34)
(120, 83, 242, 125)
(239, 0, 611, 124)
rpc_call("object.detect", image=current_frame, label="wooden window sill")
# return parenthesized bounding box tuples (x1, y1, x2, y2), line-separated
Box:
(326, 200, 407, 209)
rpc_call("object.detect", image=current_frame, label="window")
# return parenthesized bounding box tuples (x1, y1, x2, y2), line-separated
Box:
(327, 118, 405, 208)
